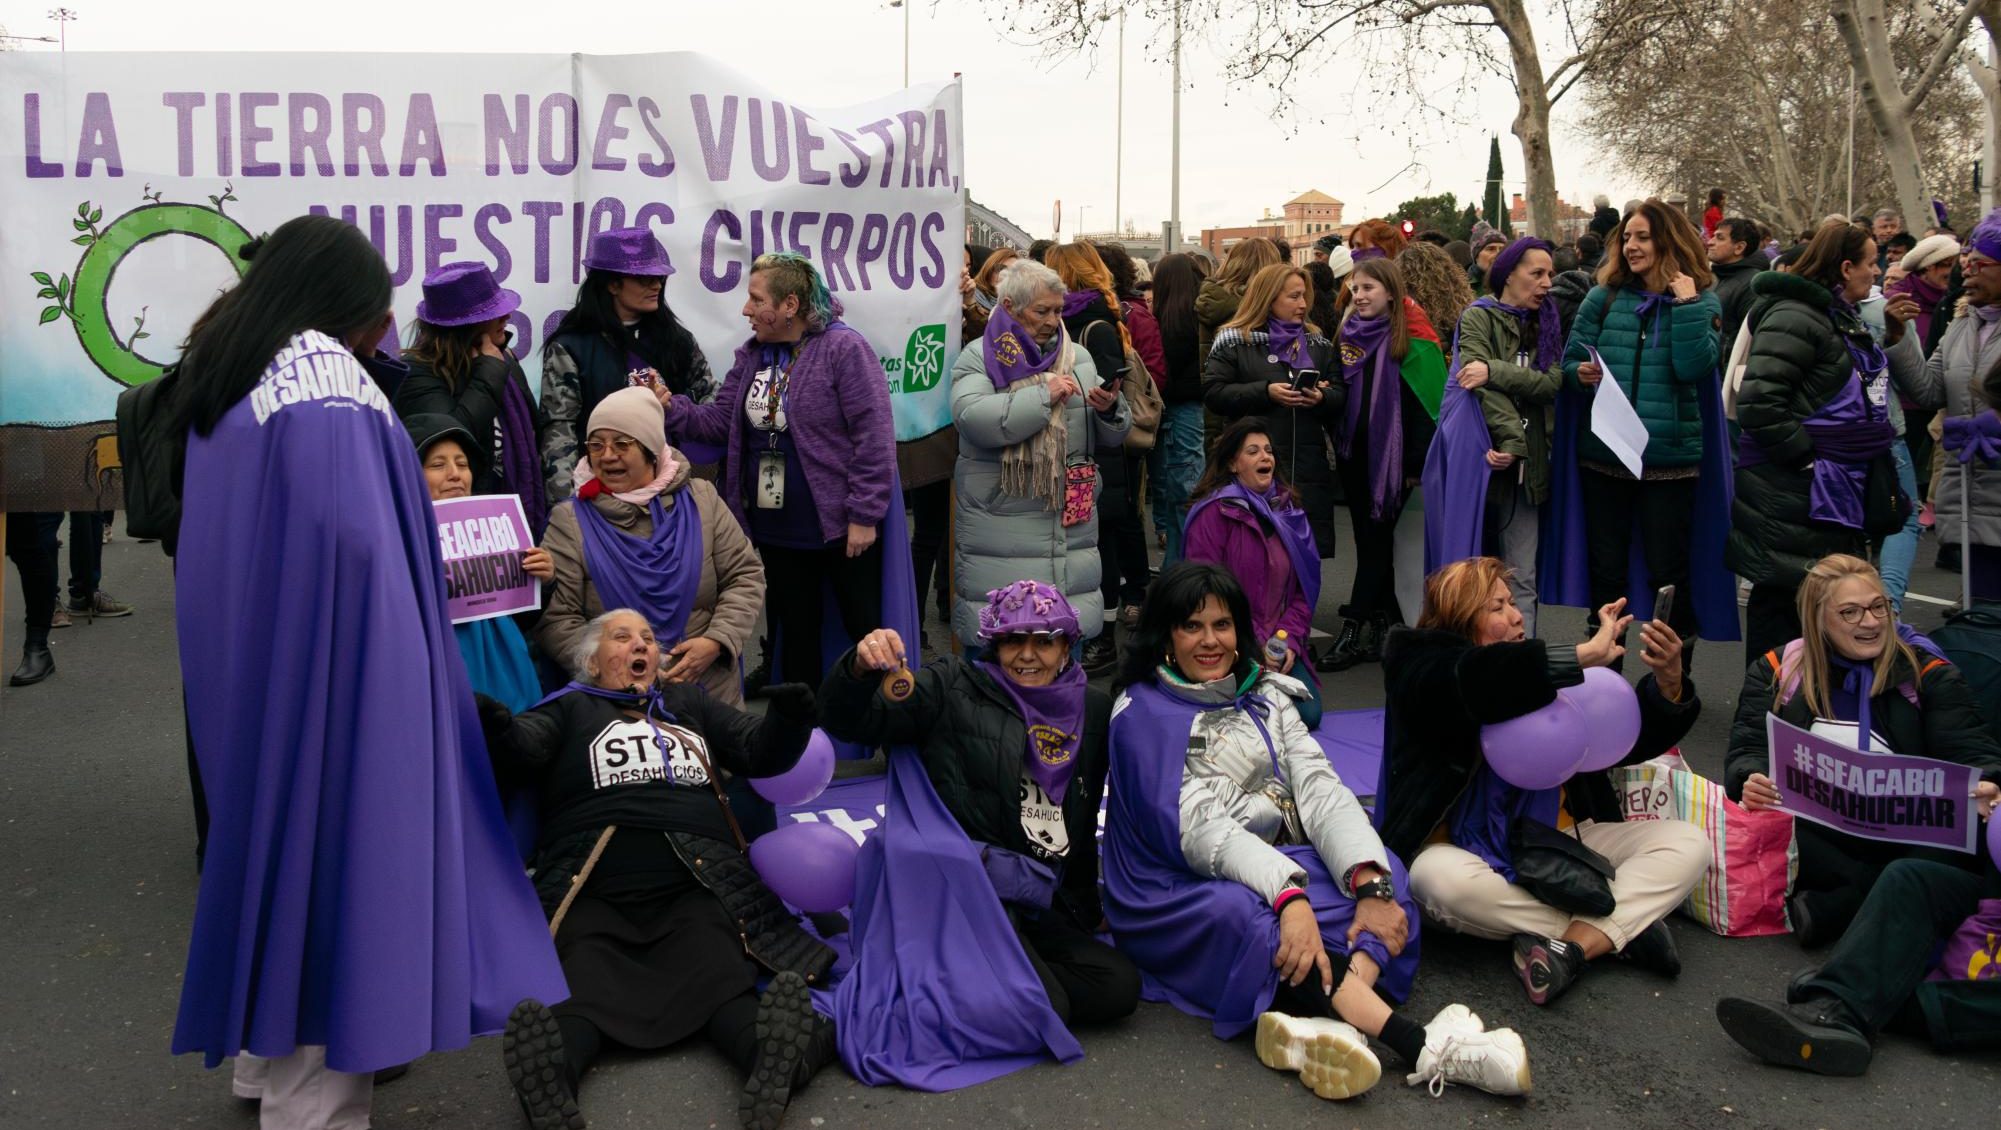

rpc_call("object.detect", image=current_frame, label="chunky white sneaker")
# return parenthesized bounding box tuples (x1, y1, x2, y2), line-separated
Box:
(1425, 1002, 1486, 1038)
(1254, 1011, 1382, 1100)
(1406, 1026, 1532, 1097)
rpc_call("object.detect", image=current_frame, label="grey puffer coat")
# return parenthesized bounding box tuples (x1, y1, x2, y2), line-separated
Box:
(1927, 311, 2001, 549)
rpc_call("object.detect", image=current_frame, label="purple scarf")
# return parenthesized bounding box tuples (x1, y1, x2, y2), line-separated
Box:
(1183, 482, 1322, 614)
(572, 492, 704, 644)
(1338, 314, 1404, 521)
(981, 301, 1065, 391)
(1468, 294, 1563, 372)
(1632, 290, 1674, 347)
(1830, 294, 1889, 375)
(1061, 289, 1101, 319)
(1266, 318, 1307, 369)
(1351, 247, 1387, 263)
(499, 374, 548, 535)
(973, 659, 1089, 803)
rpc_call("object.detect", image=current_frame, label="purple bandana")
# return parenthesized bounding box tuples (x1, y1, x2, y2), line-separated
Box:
(974, 658, 1089, 803)
(1061, 290, 1100, 319)
(1266, 318, 1307, 369)
(982, 301, 1065, 391)
(1338, 313, 1404, 521)
(1467, 295, 1563, 373)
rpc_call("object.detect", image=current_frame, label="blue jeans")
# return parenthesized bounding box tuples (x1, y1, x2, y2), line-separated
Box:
(1880, 439, 1920, 611)
(1146, 401, 1204, 567)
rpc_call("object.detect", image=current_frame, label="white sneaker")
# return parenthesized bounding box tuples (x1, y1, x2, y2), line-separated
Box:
(1406, 1026, 1532, 1097)
(1254, 1011, 1382, 1100)
(1424, 1002, 1486, 1038)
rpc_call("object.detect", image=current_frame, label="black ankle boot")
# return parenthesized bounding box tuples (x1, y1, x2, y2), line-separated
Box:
(739, 971, 834, 1130)
(1360, 615, 1389, 663)
(1316, 619, 1369, 672)
(9, 639, 54, 687)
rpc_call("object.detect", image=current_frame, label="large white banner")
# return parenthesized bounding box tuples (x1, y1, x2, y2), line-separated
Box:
(0, 52, 963, 508)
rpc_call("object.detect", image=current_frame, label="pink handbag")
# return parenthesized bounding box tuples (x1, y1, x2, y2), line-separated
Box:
(1061, 463, 1097, 528)
(1615, 751, 1798, 937)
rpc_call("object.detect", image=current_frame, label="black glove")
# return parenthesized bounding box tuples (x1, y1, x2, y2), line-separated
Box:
(761, 682, 817, 726)
(473, 692, 513, 738)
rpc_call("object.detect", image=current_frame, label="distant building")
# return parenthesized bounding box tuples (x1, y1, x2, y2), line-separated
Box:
(1509, 193, 1593, 243)
(968, 196, 1034, 250)
(1199, 219, 1286, 263)
(1200, 189, 1349, 264)
(1076, 228, 1169, 263)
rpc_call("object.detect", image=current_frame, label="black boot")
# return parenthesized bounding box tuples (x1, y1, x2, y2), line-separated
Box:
(739, 971, 837, 1130)
(9, 639, 54, 687)
(1316, 618, 1369, 672)
(1715, 995, 1872, 1076)
(502, 999, 585, 1130)
(1081, 634, 1119, 677)
(1360, 614, 1389, 663)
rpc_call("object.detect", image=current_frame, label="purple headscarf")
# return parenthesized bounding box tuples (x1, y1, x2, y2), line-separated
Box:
(981, 301, 1065, 391)
(975, 579, 1088, 802)
(1967, 208, 2001, 263)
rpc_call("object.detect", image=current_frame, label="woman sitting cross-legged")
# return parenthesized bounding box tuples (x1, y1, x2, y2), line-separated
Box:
(477, 609, 837, 1130)
(1103, 562, 1531, 1101)
(818, 580, 1141, 1089)
(1376, 557, 1710, 1008)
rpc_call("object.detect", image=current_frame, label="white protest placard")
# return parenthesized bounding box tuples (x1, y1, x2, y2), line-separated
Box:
(1586, 346, 1649, 477)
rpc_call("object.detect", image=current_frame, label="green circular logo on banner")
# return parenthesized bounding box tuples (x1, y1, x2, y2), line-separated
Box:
(901, 323, 947, 394)
(68, 203, 255, 387)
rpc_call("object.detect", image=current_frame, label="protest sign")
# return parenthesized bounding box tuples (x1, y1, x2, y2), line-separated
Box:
(1765, 713, 1980, 853)
(0, 53, 964, 510)
(434, 494, 540, 624)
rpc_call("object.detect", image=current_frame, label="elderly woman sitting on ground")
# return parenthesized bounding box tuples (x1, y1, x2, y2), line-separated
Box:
(477, 608, 832, 1130)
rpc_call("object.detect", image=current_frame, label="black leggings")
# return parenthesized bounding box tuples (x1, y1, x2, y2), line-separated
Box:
(759, 539, 883, 689)
(559, 992, 760, 1090)
(5, 512, 59, 642)
(1013, 913, 1142, 1027)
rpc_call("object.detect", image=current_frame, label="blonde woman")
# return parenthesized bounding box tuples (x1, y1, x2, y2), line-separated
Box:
(1196, 237, 1284, 360)
(1726, 554, 2001, 946)
(1201, 262, 1344, 558)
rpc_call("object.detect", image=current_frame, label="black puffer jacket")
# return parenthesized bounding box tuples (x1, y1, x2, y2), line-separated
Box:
(1200, 327, 1347, 555)
(392, 353, 541, 498)
(1726, 272, 1875, 586)
(1725, 642, 2001, 802)
(1550, 268, 1595, 343)
(819, 650, 1113, 929)
(1374, 628, 1700, 864)
(1710, 256, 1764, 351)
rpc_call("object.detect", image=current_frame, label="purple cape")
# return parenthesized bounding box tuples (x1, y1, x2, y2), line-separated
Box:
(1421, 380, 1496, 574)
(172, 333, 566, 1073)
(832, 748, 1083, 1089)
(574, 489, 703, 645)
(1102, 681, 1419, 1039)
(1183, 482, 1322, 614)
(1537, 372, 1741, 640)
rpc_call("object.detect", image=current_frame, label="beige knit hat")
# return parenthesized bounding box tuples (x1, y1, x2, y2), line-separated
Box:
(585, 386, 667, 462)
(1902, 234, 1961, 272)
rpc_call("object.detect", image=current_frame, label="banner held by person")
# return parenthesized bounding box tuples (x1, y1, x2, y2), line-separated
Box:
(1765, 714, 1981, 853)
(434, 494, 540, 624)
(0, 53, 965, 510)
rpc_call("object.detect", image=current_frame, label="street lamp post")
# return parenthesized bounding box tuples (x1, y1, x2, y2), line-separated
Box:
(888, 0, 909, 86)
(48, 7, 75, 55)
(1167, 0, 1182, 253)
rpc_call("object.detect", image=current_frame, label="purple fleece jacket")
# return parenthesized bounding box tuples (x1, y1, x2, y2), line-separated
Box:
(1182, 500, 1312, 664)
(666, 322, 895, 542)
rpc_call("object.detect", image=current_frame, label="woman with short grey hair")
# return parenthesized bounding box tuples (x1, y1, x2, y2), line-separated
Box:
(948, 259, 1130, 647)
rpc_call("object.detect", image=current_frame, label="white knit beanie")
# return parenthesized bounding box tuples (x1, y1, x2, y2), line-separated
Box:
(585, 386, 667, 463)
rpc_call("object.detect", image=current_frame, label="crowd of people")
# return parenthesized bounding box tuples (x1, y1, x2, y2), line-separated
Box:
(15, 188, 2001, 1129)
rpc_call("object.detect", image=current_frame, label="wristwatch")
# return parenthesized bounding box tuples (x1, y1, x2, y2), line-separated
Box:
(1354, 877, 1397, 902)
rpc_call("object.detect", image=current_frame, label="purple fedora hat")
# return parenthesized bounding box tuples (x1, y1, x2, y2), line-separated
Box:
(583, 226, 675, 278)
(416, 262, 521, 327)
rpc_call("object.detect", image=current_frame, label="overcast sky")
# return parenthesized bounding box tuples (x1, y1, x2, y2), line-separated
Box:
(0, 0, 1645, 238)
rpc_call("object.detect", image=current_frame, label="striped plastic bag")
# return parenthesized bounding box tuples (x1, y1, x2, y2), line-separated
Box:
(1614, 751, 1798, 937)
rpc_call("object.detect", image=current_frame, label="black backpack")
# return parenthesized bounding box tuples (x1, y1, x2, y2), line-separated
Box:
(113, 366, 187, 553)
(1930, 604, 2001, 752)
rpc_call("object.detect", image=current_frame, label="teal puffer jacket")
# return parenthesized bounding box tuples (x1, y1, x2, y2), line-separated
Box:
(1561, 284, 1722, 469)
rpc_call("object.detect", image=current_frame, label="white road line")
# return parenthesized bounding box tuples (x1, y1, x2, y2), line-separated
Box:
(1903, 592, 1956, 607)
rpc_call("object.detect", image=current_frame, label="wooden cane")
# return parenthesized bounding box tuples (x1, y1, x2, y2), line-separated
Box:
(548, 825, 617, 938)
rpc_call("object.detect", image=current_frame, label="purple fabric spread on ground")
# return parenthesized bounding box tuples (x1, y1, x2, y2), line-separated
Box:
(1538, 374, 1741, 640)
(830, 749, 1083, 1090)
(173, 332, 566, 1074)
(1103, 683, 1417, 1040)
(1422, 380, 1496, 574)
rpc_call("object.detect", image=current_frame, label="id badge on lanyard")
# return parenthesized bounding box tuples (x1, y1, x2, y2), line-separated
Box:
(756, 448, 786, 509)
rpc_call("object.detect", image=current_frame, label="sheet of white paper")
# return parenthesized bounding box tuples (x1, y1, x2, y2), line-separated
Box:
(1586, 346, 1649, 477)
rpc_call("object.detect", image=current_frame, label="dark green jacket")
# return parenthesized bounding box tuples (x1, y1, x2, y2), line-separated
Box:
(1457, 302, 1561, 504)
(1561, 284, 1723, 469)
(1724, 272, 1875, 585)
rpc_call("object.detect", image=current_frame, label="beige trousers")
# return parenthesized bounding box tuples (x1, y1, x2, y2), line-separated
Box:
(1407, 818, 1709, 951)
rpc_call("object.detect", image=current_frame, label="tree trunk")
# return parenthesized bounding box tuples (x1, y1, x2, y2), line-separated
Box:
(1976, 6, 2000, 214)
(1833, 0, 1975, 228)
(1494, 0, 1561, 240)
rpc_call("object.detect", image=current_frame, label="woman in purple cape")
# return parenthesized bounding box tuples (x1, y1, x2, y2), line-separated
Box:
(820, 580, 1140, 1090)
(168, 216, 566, 1128)
(1103, 563, 1531, 1101)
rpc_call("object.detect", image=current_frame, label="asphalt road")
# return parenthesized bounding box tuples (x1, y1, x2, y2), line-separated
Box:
(2, 517, 1997, 1130)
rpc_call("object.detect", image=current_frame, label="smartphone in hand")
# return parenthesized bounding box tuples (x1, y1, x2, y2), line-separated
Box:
(1653, 584, 1676, 628)
(1291, 367, 1321, 392)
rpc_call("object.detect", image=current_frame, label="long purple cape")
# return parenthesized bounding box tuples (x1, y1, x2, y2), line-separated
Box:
(832, 748, 1083, 1089)
(173, 333, 566, 1073)
(574, 489, 703, 646)
(1183, 482, 1322, 614)
(1537, 371, 1740, 639)
(1103, 681, 1419, 1040)
(1421, 380, 1496, 574)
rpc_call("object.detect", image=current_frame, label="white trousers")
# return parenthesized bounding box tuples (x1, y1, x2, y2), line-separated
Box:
(232, 1048, 373, 1130)
(1407, 819, 1709, 951)
(1393, 485, 1427, 625)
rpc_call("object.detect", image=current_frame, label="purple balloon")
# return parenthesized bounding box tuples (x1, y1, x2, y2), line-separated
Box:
(1564, 667, 1645, 773)
(1481, 695, 1591, 790)
(751, 727, 836, 806)
(749, 820, 861, 913)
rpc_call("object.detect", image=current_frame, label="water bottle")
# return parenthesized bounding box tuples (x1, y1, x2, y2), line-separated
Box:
(1263, 630, 1290, 669)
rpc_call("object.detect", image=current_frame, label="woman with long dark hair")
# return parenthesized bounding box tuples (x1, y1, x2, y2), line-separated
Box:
(541, 227, 715, 505)
(1149, 251, 1210, 563)
(169, 215, 564, 1126)
(1102, 562, 1530, 1101)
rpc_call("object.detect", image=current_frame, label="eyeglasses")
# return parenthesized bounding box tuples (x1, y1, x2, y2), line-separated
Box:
(585, 436, 642, 458)
(1834, 600, 1891, 625)
(996, 631, 1066, 647)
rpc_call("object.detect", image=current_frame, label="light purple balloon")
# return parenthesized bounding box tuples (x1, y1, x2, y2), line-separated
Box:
(749, 821, 861, 913)
(1481, 695, 1590, 790)
(1564, 667, 1645, 773)
(751, 727, 836, 806)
